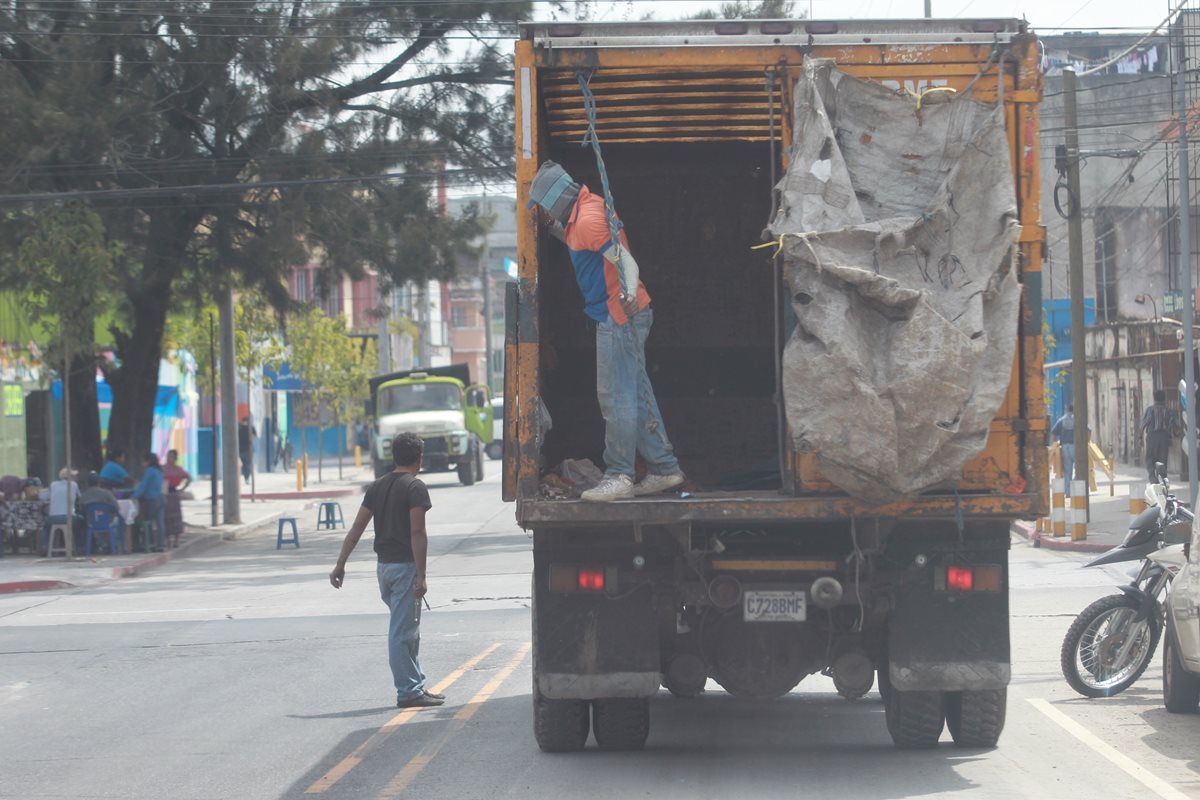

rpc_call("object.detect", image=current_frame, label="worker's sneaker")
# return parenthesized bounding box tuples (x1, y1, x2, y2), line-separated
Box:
(398, 692, 444, 708)
(423, 689, 445, 700)
(581, 474, 634, 502)
(633, 472, 686, 496)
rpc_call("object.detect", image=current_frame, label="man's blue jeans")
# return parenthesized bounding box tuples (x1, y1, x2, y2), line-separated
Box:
(596, 308, 680, 477)
(377, 561, 427, 702)
(1061, 443, 1076, 496)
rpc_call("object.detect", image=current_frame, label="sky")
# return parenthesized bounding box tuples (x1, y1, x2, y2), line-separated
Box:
(578, 0, 1174, 32)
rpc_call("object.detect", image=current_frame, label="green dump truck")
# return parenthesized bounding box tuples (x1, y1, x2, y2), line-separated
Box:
(368, 364, 493, 485)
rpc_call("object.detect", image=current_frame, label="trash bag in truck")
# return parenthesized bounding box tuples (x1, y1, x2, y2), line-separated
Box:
(769, 59, 1021, 504)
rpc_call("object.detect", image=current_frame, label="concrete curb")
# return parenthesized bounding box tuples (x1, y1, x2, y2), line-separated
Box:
(216, 488, 364, 501)
(111, 511, 285, 580)
(1011, 520, 1114, 553)
(0, 580, 75, 595)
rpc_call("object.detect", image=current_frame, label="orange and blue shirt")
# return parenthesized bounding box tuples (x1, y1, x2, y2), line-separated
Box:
(562, 187, 651, 325)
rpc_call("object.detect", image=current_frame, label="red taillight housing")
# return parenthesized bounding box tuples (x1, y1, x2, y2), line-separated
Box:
(577, 568, 605, 592)
(947, 566, 974, 591)
(935, 564, 1002, 593)
(549, 564, 614, 594)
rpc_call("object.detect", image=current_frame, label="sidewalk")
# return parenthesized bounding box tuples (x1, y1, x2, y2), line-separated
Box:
(0, 461, 373, 594)
(1011, 463, 1190, 553)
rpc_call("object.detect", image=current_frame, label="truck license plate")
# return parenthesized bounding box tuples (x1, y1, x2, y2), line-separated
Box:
(743, 590, 806, 622)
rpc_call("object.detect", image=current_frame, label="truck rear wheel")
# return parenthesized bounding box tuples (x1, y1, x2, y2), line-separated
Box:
(884, 688, 944, 748)
(591, 698, 650, 751)
(945, 689, 1006, 748)
(533, 688, 590, 752)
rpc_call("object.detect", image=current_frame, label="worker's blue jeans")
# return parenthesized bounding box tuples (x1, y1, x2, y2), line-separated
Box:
(1061, 444, 1076, 496)
(595, 308, 680, 478)
(378, 561, 427, 702)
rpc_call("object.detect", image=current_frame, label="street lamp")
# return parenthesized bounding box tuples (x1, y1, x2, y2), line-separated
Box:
(1135, 293, 1165, 385)
(1135, 293, 1159, 323)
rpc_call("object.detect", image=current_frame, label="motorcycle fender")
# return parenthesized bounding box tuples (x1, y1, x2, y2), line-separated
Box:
(1116, 584, 1160, 623)
(1084, 539, 1160, 568)
(888, 586, 1009, 691)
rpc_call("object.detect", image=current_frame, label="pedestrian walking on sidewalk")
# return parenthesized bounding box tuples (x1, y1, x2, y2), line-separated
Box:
(1052, 405, 1081, 496)
(1138, 389, 1183, 483)
(329, 432, 444, 709)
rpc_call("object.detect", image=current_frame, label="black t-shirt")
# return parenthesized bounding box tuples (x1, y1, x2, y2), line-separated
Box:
(363, 471, 432, 563)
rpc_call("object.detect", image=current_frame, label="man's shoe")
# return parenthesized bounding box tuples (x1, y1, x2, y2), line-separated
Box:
(581, 474, 634, 502)
(633, 472, 686, 496)
(424, 690, 445, 700)
(398, 693, 444, 708)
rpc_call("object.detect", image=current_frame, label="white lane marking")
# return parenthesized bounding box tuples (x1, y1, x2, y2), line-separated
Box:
(1027, 698, 1192, 800)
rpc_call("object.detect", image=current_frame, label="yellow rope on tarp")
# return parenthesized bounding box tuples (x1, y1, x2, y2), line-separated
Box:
(907, 85, 957, 111)
(751, 234, 787, 258)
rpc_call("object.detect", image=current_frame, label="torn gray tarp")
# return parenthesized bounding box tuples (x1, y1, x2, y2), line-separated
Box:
(769, 60, 1020, 504)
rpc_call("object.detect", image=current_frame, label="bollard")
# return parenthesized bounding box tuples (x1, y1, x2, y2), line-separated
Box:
(1071, 480, 1088, 541)
(1051, 479, 1066, 536)
(355, 445, 362, 469)
(296, 460, 303, 492)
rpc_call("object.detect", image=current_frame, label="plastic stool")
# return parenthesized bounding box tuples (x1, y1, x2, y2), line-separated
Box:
(277, 517, 299, 549)
(47, 523, 72, 558)
(316, 502, 344, 530)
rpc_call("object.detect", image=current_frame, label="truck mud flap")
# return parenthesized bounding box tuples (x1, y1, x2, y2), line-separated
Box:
(533, 569, 660, 700)
(888, 587, 1010, 691)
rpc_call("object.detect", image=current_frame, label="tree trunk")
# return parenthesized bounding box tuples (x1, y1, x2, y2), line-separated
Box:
(106, 209, 194, 477)
(318, 425, 324, 483)
(68, 349, 103, 472)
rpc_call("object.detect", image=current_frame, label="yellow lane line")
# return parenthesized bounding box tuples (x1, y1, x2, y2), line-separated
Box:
(304, 642, 502, 795)
(379, 642, 532, 799)
(1027, 699, 1192, 800)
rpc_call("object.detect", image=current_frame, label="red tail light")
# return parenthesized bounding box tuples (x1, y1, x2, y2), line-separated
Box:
(947, 566, 974, 591)
(578, 568, 605, 591)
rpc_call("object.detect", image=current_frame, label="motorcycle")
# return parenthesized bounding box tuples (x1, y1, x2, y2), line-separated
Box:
(1060, 467, 1191, 698)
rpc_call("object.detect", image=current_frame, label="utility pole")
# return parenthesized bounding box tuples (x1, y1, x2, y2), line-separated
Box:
(1064, 67, 1090, 523)
(209, 313, 218, 527)
(480, 241, 493, 392)
(219, 286, 241, 524)
(924, 0, 931, 18)
(1174, 34, 1200, 506)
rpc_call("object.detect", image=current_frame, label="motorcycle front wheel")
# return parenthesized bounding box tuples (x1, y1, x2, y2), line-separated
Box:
(1061, 593, 1162, 698)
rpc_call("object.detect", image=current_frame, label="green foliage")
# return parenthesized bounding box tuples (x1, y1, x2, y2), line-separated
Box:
(0, 1, 530, 452)
(0, 204, 119, 362)
(287, 306, 369, 429)
(691, 0, 799, 20)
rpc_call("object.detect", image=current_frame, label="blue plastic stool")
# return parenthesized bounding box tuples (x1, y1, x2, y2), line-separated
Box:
(277, 517, 300, 549)
(316, 502, 344, 530)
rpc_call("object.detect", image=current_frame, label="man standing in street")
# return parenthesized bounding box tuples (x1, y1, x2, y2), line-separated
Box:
(1138, 389, 1183, 483)
(329, 432, 444, 709)
(526, 160, 685, 502)
(1051, 405, 1078, 497)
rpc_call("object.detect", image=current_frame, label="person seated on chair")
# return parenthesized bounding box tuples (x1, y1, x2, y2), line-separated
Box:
(99, 447, 133, 490)
(42, 467, 85, 553)
(133, 452, 166, 552)
(0, 474, 24, 501)
(80, 471, 125, 546)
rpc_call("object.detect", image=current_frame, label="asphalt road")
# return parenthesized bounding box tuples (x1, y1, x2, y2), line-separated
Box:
(2, 469, 1199, 800)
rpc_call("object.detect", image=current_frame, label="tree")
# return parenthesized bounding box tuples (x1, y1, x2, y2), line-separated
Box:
(329, 335, 374, 478)
(0, 204, 119, 472)
(0, 1, 524, 468)
(691, 0, 799, 19)
(286, 305, 349, 483)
